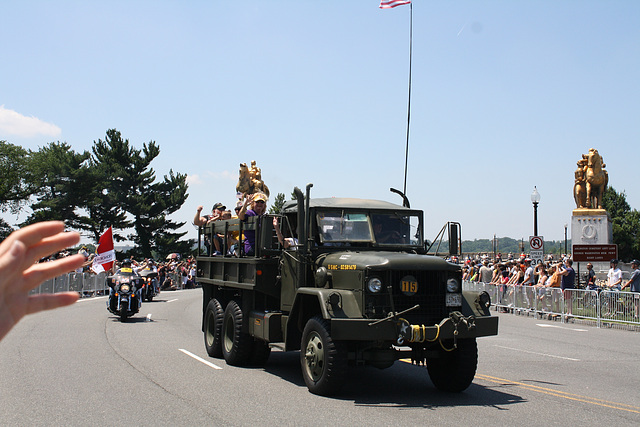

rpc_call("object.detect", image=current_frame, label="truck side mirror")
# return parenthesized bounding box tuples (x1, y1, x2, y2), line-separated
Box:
(448, 222, 460, 256)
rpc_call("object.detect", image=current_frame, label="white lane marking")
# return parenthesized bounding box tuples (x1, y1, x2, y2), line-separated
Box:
(179, 349, 223, 370)
(536, 324, 588, 332)
(494, 345, 581, 362)
(77, 296, 108, 302)
(166, 299, 178, 303)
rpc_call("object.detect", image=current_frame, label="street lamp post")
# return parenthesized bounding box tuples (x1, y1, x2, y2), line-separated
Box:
(564, 223, 568, 255)
(531, 186, 541, 236)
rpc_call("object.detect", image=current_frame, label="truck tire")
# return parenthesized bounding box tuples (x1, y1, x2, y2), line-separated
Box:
(222, 300, 252, 366)
(300, 316, 347, 396)
(426, 338, 478, 392)
(204, 298, 224, 358)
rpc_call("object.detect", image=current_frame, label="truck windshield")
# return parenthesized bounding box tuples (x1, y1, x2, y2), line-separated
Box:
(317, 210, 421, 247)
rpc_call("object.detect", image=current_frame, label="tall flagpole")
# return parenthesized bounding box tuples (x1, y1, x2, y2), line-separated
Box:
(402, 2, 413, 197)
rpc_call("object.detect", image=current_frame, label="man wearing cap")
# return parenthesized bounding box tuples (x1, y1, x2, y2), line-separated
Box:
(606, 259, 623, 290)
(193, 202, 226, 226)
(237, 193, 268, 256)
(622, 260, 640, 293)
(622, 259, 640, 317)
(194, 203, 226, 255)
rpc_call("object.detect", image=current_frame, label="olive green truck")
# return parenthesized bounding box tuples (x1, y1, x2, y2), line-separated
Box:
(197, 185, 498, 396)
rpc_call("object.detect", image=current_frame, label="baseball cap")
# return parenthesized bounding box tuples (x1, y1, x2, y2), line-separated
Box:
(610, 259, 619, 264)
(632, 259, 640, 265)
(253, 193, 267, 202)
(212, 202, 226, 210)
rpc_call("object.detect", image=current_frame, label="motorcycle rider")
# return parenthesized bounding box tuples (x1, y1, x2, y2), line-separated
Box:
(107, 259, 143, 312)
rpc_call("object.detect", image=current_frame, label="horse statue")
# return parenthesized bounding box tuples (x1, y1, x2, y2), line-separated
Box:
(584, 148, 608, 209)
(236, 160, 270, 197)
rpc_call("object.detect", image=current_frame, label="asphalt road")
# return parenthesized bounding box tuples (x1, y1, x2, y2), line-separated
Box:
(1, 289, 639, 426)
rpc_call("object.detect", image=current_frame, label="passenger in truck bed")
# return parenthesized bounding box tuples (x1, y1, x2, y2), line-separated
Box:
(237, 193, 268, 256)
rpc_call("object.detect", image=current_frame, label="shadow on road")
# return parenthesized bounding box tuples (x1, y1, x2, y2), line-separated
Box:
(263, 351, 525, 408)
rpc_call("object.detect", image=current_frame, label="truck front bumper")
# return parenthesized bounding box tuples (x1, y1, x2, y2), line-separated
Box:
(330, 312, 498, 343)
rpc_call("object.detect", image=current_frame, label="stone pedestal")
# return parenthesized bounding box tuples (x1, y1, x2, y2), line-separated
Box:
(571, 209, 612, 245)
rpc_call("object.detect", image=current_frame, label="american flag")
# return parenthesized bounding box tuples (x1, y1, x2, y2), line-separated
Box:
(379, 0, 411, 9)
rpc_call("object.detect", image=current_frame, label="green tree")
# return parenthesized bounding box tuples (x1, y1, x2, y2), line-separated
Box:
(91, 129, 191, 258)
(603, 187, 640, 261)
(0, 218, 14, 241)
(0, 141, 35, 215)
(23, 142, 93, 230)
(268, 193, 286, 214)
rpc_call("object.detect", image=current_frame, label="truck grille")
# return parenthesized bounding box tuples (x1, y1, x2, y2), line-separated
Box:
(365, 270, 450, 326)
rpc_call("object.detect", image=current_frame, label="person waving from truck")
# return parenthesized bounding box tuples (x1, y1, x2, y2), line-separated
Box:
(237, 193, 268, 256)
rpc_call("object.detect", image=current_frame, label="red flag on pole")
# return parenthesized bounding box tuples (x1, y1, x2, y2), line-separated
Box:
(91, 227, 115, 273)
(379, 0, 411, 9)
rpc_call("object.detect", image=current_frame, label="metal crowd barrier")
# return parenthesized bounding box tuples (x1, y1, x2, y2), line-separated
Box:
(465, 281, 640, 329)
(29, 272, 193, 297)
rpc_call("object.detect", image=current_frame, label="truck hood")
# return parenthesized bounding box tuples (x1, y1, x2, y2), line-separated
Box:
(320, 251, 460, 272)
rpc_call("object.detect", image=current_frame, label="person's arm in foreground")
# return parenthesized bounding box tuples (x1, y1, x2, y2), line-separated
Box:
(0, 221, 84, 341)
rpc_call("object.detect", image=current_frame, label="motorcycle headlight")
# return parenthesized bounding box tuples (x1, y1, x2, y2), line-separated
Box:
(446, 278, 460, 293)
(367, 277, 383, 293)
(120, 284, 130, 293)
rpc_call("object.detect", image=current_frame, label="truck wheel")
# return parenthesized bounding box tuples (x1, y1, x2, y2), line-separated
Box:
(300, 316, 347, 396)
(249, 339, 271, 367)
(426, 338, 478, 392)
(204, 299, 224, 358)
(222, 300, 252, 366)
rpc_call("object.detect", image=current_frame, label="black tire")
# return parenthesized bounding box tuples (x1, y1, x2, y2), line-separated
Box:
(249, 339, 271, 367)
(426, 338, 478, 392)
(222, 300, 253, 366)
(300, 316, 347, 396)
(204, 299, 224, 358)
(119, 301, 128, 323)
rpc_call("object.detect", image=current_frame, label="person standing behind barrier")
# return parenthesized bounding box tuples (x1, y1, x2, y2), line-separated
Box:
(585, 262, 597, 290)
(558, 258, 576, 316)
(606, 259, 622, 290)
(621, 259, 640, 318)
(542, 265, 561, 313)
(522, 259, 534, 285)
(0, 221, 84, 342)
(478, 260, 493, 283)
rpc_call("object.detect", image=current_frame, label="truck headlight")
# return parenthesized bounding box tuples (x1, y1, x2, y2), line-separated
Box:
(367, 277, 383, 293)
(446, 278, 460, 293)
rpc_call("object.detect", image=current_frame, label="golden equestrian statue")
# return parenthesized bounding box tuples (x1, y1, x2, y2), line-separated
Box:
(575, 148, 608, 210)
(236, 160, 270, 197)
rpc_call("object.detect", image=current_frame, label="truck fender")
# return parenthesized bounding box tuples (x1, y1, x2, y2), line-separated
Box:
(285, 288, 361, 351)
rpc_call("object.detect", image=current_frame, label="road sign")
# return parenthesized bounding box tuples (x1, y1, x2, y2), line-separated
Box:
(572, 244, 618, 262)
(529, 236, 544, 264)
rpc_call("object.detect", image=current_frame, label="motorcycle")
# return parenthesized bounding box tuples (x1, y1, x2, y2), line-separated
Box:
(139, 269, 158, 302)
(107, 267, 142, 322)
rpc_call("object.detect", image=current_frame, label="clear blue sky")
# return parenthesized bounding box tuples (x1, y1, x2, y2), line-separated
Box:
(1, 1, 639, 246)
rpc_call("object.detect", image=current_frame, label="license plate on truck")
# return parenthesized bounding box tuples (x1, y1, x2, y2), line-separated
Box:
(446, 293, 462, 306)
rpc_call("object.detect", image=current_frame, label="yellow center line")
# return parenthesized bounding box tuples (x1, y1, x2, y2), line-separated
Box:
(476, 374, 640, 414)
(399, 359, 639, 414)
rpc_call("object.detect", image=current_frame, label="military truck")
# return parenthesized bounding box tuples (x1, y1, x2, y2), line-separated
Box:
(197, 185, 498, 396)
